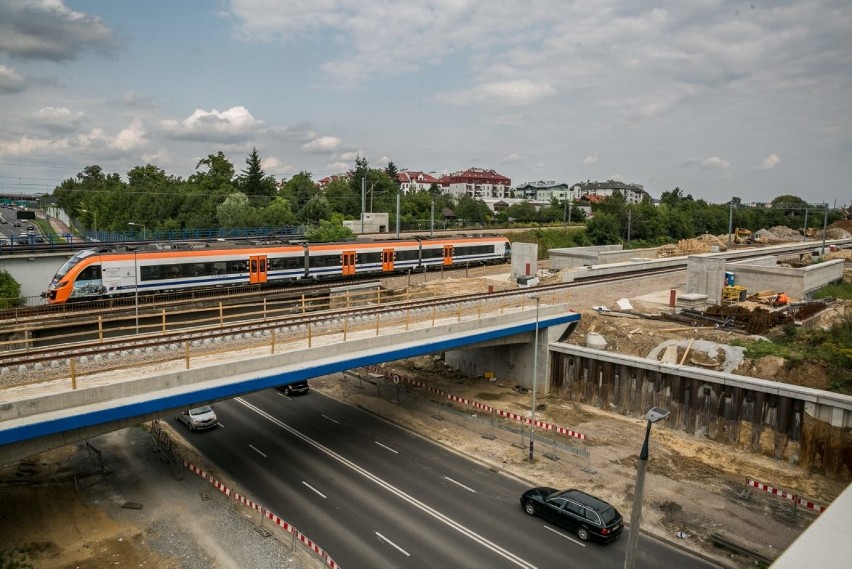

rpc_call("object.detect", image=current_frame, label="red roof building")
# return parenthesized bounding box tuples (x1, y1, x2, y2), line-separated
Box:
(397, 171, 440, 194)
(437, 168, 512, 199)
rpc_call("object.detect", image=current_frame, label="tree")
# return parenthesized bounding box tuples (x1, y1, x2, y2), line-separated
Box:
(324, 178, 359, 217)
(237, 147, 278, 205)
(385, 161, 400, 188)
(280, 171, 317, 212)
(586, 212, 621, 245)
(505, 201, 538, 222)
(217, 192, 259, 227)
(0, 269, 23, 309)
(305, 213, 355, 242)
(297, 193, 332, 224)
(260, 197, 296, 227)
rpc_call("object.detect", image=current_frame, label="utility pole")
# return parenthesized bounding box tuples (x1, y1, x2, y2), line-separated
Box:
(361, 177, 366, 234)
(430, 200, 435, 237)
(627, 208, 632, 247)
(727, 201, 734, 245)
(396, 193, 400, 238)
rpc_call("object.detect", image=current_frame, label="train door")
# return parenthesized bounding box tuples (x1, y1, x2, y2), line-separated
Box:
(443, 244, 453, 266)
(342, 250, 356, 276)
(249, 255, 268, 284)
(382, 248, 394, 271)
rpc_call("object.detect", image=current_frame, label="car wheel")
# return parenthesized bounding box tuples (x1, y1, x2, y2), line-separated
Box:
(524, 501, 536, 516)
(577, 527, 590, 541)
(284, 386, 292, 395)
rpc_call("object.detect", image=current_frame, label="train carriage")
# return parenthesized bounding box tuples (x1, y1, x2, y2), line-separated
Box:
(44, 235, 511, 304)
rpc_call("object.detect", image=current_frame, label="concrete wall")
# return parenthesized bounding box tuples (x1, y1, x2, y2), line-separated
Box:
(511, 242, 539, 277)
(686, 255, 727, 304)
(550, 344, 852, 477)
(596, 247, 659, 264)
(725, 258, 844, 299)
(549, 245, 622, 270)
(445, 316, 579, 393)
(0, 252, 71, 298)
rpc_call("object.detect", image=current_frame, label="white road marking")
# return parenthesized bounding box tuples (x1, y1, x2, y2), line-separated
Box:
(216, 423, 225, 428)
(375, 441, 399, 454)
(322, 414, 340, 424)
(302, 481, 327, 499)
(236, 397, 537, 569)
(444, 476, 476, 493)
(248, 444, 267, 458)
(543, 525, 586, 547)
(376, 532, 410, 557)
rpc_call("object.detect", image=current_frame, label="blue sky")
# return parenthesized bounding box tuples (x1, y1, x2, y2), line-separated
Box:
(1, 0, 850, 206)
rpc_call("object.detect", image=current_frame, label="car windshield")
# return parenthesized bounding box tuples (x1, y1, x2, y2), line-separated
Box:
(191, 406, 213, 415)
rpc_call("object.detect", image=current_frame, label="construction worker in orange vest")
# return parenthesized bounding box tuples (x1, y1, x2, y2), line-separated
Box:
(776, 291, 790, 305)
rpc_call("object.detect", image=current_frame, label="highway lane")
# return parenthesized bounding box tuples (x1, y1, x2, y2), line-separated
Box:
(167, 389, 719, 569)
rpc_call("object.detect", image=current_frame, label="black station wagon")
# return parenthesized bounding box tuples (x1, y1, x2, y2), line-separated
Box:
(520, 487, 624, 543)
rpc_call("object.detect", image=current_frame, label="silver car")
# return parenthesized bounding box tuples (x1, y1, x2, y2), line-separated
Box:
(176, 405, 218, 431)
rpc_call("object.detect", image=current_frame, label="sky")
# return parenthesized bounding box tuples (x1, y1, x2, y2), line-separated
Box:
(0, 0, 850, 206)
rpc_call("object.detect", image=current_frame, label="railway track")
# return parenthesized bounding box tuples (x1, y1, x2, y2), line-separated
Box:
(0, 265, 682, 372)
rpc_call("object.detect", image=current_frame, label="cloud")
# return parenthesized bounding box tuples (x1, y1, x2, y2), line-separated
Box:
(583, 154, 598, 165)
(440, 80, 556, 107)
(115, 91, 157, 109)
(302, 136, 342, 153)
(754, 153, 781, 171)
(0, 64, 25, 93)
(161, 106, 264, 143)
(702, 156, 730, 170)
(502, 153, 524, 162)
(337, 151, 360, 162)
(260, 156, 294, 177)
(30, 107, 86, 133)
(326, 161, 351, 173)
(0, 0, 122, 61)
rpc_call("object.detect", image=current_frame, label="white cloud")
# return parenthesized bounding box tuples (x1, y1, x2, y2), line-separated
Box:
(261, 156, 294, 177)
(337, 151, 360, 162)
(31, 107, 86, 132)
(0, 64, 25, 93)
(0, 0, 122, 61)
(440, 80, 556, 107)
(161, 106, 263, 143)
(754, 153, 781, 171)
(111, 119, 146, 151)
(326, 161, 351, 173)
(302, 136, 342, 153)
(702, 156, 730, 170)
(583, 154, 598, 165)
(0, 136, 67, 156)
(116, 91, 156, 109)
(502, 153, 524, 162)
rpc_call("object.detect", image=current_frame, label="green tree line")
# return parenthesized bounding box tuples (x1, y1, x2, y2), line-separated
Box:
(48, 148, 843, 245)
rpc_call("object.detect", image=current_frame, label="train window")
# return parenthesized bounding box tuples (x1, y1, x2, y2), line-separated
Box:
(227, 260, 246, 273)
(140, 265, 163, 281)
(309, 254, 340, 267)
(359, 252, 381, 264)
(422, 248, 443, 259)
(396, 249, 419, 261)
(269, 256, 304, 270)
(77, 265, 102, 281)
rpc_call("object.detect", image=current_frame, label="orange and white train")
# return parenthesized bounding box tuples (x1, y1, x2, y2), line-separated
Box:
(44, 235, 511, 304)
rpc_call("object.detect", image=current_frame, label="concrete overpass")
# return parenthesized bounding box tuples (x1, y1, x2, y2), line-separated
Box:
(0, 301, 580, 463)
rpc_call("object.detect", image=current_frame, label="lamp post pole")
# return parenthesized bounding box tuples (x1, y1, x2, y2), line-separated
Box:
(128, 221, 147, 241)
(528, 295, 541, 461)
(133, 251, 139, 334)
(624, 407, 670, 569)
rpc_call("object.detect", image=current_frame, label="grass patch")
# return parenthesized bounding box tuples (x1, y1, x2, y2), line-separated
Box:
(811, 282, 852, 300)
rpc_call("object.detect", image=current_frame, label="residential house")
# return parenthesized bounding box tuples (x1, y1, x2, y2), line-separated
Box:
(438, 168, 512, 199)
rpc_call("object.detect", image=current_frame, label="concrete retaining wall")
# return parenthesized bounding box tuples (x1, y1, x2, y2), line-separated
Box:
(725, 258, 844, 299)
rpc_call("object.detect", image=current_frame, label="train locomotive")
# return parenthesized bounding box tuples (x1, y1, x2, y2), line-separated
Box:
(44, 235, 511, 304)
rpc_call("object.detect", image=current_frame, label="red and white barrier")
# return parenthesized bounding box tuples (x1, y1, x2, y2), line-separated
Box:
(365, 366, 587, 441)
(746, 478, 826, 513)
(183, 460, 342, 568)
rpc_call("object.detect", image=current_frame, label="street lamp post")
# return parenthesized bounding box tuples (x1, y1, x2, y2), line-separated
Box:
(128, 221, 147, 240)
(133, 250, 139, 334)
(624, 406, 671, 569)
(528, 295, 541, 462)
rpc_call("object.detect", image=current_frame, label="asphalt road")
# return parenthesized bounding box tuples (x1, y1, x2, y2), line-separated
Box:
(168, 389, 719, 569)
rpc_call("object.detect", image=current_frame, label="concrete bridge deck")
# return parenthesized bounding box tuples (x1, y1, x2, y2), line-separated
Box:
(0, 300, 580, 463)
